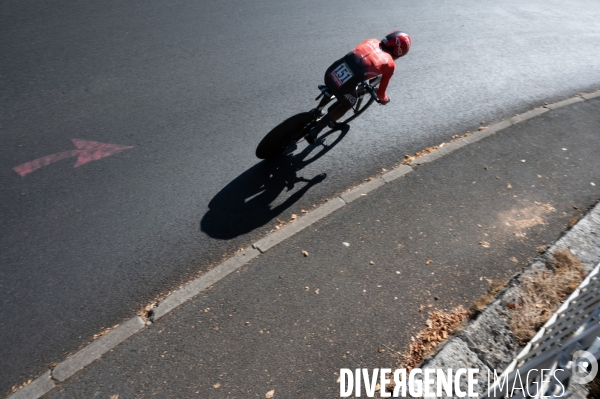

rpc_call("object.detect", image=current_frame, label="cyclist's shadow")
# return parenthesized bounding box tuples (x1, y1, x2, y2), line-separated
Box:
(200, 125, 350, 239)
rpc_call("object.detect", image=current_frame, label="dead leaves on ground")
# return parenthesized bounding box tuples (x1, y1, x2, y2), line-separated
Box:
(402, 306, 470, 371)
(274, 214, 301, 230)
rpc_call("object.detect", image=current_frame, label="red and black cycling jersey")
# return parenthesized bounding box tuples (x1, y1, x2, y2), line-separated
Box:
(325, 38, 396, 105)
(350, 38, 396, 102)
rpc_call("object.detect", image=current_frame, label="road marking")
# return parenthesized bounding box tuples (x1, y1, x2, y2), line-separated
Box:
(13, 139, 134, 177)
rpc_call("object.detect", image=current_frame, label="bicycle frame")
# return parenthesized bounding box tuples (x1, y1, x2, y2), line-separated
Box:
(312, 77, 381, 117)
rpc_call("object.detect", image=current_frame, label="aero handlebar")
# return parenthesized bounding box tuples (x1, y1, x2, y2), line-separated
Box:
(363, 81, 381, 104)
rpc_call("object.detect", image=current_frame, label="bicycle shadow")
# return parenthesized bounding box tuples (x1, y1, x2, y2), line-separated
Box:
(200, 125, 350, 240)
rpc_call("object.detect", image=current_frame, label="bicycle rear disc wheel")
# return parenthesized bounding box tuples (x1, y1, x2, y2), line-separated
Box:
(255, 112, 315, 159)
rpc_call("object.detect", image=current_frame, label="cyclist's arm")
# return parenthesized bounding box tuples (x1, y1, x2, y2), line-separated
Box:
(376, 61, 396, 104)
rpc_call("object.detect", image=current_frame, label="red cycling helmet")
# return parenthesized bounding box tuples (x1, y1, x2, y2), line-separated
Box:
(381, 31, 411, 58)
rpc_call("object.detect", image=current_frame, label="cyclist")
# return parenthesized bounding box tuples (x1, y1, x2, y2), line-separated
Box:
(306, 30, 411, 144)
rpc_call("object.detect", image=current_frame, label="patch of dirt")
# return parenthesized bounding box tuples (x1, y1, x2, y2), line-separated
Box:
(509, 249, 585, 344)
(498, 202, 556, 238)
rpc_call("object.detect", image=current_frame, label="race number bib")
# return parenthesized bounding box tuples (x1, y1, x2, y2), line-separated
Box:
(331, 62, 354, 87)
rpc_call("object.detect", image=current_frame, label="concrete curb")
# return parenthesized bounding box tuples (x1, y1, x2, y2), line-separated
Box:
(7, 90, 599, 399)
(151, 247, 261, 321)
(6, 372, 54, 399)
(582, 91, 600, 100)
(409, 139, 469, 166)
(463, 120, 512, 145)
(52, 317, 145, 382)
(509, 106, 549, 124)
(254, 197, 347, 252)
(415, 202, 600, 397)
(545, 96, 584, 110)
(340, 177, 386, 203)
(382, 164, 412, 183)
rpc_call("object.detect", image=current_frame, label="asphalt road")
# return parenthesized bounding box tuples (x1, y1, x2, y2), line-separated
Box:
(1, 0, 600, 394)
(45, 98, 600, 398)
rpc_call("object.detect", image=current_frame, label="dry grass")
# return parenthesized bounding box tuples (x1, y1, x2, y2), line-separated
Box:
(509, 249, 585, 344)
(401, 306, 470, 371)
(587, 372, 600, 398)
(470, 279, 508, 316)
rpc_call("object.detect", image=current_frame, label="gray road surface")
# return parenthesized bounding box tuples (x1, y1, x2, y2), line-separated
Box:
(46, 98, 600, 399)
(1, 0, 600, 394)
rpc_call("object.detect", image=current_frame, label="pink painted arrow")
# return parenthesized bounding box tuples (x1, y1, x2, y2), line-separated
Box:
(13, 139, 134, 177)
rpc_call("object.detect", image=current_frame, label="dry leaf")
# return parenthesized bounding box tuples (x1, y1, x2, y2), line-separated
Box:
(401, 306, 469, 371)
(343, 242, 350, 247)
(507, 183, 512, 189)
(510, 257, 518, 264)
(266, 389, 275, 398)
(290, 214, 298, 220)
(315, 288, 320, 294)
(426, 259, 433, 265)
(537, 245, 548, 254)
(369, 261, 374, 265)
(304, 286, 309, 291)
(301, 209, 308, 213)
(213, 383, 221, 389)
(110, 396, 119, 399)
(302, 250, 309, 257)
(480, 241, 490, 248)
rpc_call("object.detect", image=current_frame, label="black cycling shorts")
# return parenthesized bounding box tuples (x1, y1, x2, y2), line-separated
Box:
(324, 53, 364, 108)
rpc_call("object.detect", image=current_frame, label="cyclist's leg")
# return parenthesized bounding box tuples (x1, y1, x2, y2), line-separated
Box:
(307, 57, 360, 144)
(306, 92, 353, 144)
(327, 102, 351, 122)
